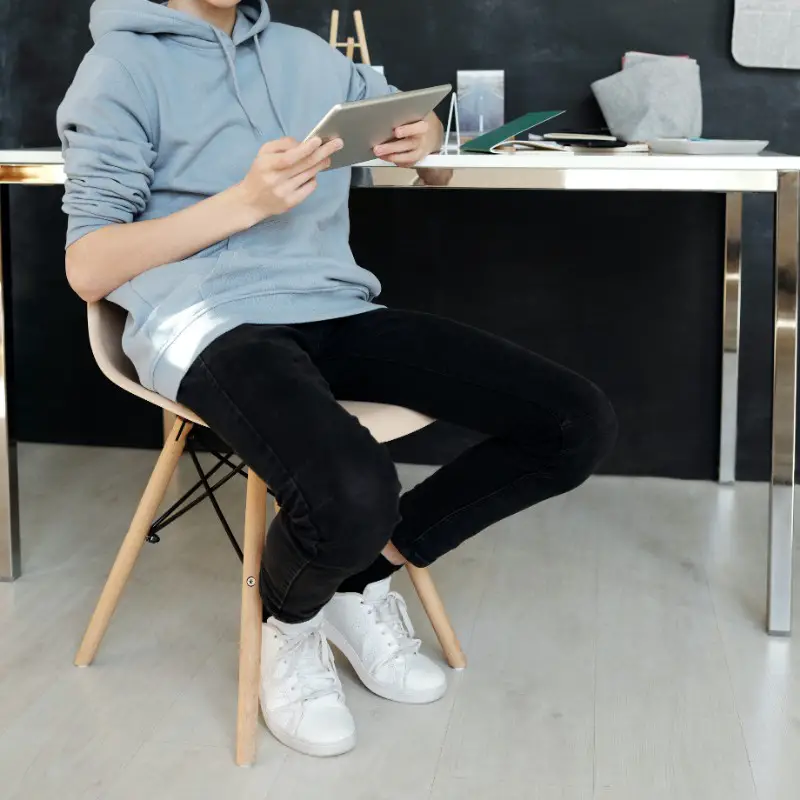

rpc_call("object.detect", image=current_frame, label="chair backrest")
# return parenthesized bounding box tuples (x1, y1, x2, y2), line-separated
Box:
(87, 300, 206, 425)
(86, 300, 435, 443)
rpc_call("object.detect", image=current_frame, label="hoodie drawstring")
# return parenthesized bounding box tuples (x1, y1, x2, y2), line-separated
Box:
(212, 27, 264, 136)
(253, 36, 289, 137)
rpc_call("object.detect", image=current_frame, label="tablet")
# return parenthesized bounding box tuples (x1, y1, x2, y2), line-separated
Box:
(305, 84, 452, 170)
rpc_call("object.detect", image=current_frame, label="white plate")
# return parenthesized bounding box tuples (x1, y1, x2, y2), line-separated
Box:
(649, 138, 769, 155)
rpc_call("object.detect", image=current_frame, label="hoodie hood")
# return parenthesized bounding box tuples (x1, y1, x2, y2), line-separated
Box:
(90, 0, 271, 46)
(90, 0, 277, 134)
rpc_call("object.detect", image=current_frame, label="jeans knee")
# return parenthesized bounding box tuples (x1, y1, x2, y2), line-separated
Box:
(556, 384, 617, 488)
(316, 447, 401, 569)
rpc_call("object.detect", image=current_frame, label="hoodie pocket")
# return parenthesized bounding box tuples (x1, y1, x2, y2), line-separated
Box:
(129, 241, 228, 310)
(196, 238, 229, 259)
(199, 249, 237, 300)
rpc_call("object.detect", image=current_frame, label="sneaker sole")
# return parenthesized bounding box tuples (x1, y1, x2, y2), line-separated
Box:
(261, 707, 356, 758)
(324, 622, 448, 705)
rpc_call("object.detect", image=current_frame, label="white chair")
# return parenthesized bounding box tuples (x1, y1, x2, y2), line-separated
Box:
(75, 299, 466, 765)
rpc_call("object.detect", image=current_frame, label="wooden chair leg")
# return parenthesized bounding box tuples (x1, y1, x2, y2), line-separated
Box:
(75, 419, 192, 667)
(236, 471, 268, 767)
(406, 564, 467, 670)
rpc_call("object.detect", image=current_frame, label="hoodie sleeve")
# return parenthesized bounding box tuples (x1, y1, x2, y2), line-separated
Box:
(344, 60, 398, 103)
(57, 54, 157, 248)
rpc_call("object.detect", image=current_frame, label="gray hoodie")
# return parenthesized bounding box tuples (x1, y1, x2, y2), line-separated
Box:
(58, 0, 392, 400)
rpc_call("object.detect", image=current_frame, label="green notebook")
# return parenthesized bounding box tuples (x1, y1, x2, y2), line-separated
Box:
(460, 111, 566, 153)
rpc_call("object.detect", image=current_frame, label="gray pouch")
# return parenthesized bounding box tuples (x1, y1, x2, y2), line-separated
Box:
(591, 57, 703, 142)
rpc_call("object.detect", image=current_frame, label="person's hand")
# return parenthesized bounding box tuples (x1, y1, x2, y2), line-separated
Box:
(236, 136, 343, 224)
(416, 168, 454, 187)
(373, 117, 439, 167)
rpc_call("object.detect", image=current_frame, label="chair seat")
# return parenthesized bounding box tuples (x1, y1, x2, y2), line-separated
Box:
(88, 301, 435, 443)
(336, 401, 433, 443)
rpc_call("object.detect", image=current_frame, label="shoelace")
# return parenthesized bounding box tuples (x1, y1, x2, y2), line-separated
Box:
(279, 629, 343, 706)
(366, 591, 422, 671)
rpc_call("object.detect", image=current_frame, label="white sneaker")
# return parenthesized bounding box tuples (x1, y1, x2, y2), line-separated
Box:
(260, 612, 356, 757)
(324, 578, 448, 704)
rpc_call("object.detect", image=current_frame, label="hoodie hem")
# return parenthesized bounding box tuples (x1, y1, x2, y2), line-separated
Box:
(148, 291, 381, 401)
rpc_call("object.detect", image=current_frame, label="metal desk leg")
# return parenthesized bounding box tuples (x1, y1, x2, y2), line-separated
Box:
(768, 172, 800, 635)
(720, 193, 743, 485)
(0, 185, 21, 581)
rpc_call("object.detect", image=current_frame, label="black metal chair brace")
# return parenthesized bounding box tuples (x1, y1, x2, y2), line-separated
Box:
(146, 429, 262, 563)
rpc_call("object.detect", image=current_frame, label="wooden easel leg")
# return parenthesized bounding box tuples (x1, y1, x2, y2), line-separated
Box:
(329, 9, 340, 47)
(330, 10, 371, 65)
(353, 10, 371, 65)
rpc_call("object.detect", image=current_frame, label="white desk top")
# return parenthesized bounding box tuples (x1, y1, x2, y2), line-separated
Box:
(390, 151, 800, 172)
(0, 148, 63, 165)
(3, 148, 800, 170)
(3, 148, 800, 192)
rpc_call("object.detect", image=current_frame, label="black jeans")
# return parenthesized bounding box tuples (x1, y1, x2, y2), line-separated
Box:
(177, 309, 617, 623)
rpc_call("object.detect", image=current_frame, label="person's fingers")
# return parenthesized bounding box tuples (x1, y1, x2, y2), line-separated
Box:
(284, 138, 342, 178)
(283, 159, 332, 191)
(384, 150, 425, 166)
(258, 137, 299, 155)
(270, 137, 323, 169)
(285, 178, 318, 208)
(416, 167, 454, 186)
(320, 137, 344, 158)
(394, 120, 429, 139)
(374, 137, 418, 157)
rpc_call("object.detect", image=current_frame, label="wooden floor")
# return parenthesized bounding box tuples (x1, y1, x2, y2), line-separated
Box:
(1, 443, 799, 800)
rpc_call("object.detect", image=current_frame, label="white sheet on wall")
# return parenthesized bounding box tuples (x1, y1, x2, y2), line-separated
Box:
(733, 0, 800, 69)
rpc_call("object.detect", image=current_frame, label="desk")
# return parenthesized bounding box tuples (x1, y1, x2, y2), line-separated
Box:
(1, 149, 798, 636)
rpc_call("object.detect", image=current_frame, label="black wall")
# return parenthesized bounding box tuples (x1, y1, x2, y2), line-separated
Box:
(2, 0, 800, 479)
